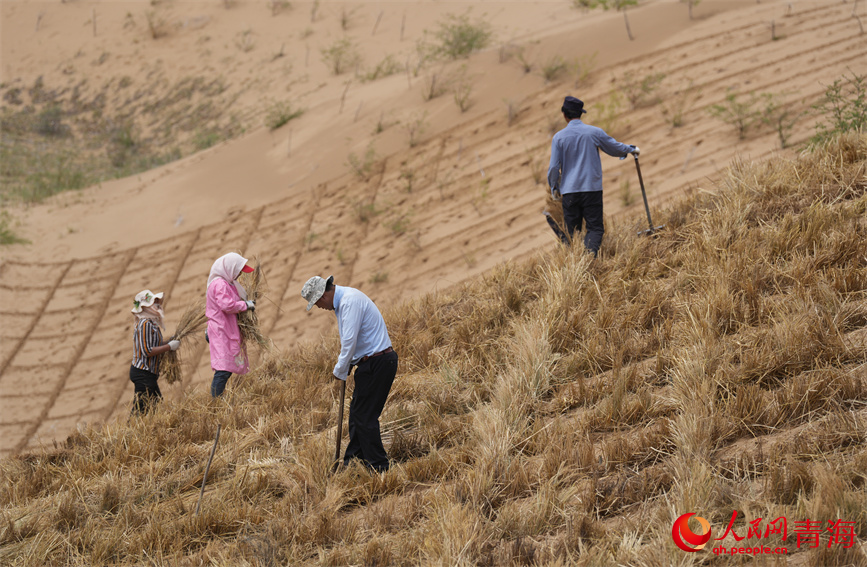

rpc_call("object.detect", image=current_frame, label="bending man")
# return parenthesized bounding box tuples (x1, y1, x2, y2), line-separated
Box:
(302, 275, 397, 472)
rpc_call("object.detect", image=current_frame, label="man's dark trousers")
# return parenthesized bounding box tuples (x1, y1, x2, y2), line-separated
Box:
(344, 350, 398, 472)
(562, 190, 604, 255)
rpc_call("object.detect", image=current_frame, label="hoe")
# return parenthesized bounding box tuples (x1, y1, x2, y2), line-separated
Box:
(632, 154, 665, 236)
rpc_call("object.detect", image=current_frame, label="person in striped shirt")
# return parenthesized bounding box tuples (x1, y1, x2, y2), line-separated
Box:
(130, 289, 179, 414)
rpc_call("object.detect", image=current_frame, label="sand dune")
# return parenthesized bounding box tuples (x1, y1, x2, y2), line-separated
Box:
(1, 0, 865, 454)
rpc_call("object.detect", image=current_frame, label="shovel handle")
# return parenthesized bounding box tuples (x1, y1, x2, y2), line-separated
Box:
(634, 155, 655, 232)
(333, 379, 347, 472)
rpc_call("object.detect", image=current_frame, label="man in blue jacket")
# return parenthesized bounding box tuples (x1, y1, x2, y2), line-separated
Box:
(547, 96, 639, 256)
(301, 275, 397, 472)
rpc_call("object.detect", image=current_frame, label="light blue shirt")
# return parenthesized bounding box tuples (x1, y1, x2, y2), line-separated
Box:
(547, 120, 633, 195)
(332, 286, 392, 380)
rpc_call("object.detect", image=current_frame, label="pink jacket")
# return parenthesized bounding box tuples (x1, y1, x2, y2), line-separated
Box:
(206, 278, 250, 374)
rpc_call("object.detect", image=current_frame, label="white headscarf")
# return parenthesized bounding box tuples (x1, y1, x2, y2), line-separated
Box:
(207, 253, 249, 300)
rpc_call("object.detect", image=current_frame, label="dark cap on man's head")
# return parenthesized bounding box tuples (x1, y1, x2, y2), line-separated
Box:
(561, 96, 587, 118)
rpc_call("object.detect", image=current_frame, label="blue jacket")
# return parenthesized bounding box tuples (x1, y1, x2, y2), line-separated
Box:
(548, 120, 633, 194)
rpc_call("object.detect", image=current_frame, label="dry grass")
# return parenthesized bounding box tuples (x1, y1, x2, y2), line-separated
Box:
(237, 260, 272, 353)
(162, 300, 208, 385)
(1, 133, 866, 565)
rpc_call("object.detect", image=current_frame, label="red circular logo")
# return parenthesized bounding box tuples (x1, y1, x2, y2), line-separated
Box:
(672, 513, 711, 552)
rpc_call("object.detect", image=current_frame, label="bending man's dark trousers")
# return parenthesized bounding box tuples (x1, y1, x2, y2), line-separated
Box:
(343, 350, 398, 472)
(562, 190, 604, 255)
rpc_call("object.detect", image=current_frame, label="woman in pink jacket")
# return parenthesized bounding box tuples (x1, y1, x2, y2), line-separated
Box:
(206, 253, 255, 397)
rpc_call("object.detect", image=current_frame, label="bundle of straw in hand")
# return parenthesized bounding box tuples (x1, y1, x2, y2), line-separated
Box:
(238, 260, 272, 352)
(162, 299, 208, 385)
(544, 193, 567, 237)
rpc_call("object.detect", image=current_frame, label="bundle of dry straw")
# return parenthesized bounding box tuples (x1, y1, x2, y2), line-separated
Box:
(238, 260, 272, 352)
(544, 192, 567, 240)
(162, 299, 208, 385)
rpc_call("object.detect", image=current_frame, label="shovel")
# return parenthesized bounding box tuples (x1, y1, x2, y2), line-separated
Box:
(633, 154, 665, 236)
(332, 378, 347, 473)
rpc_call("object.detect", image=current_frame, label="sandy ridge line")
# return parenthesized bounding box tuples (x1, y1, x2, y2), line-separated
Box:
(13, 249, 136, 453)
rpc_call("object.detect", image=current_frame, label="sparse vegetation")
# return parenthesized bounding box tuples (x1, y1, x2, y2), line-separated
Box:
(403, 111, 428, 148)
(346, 144, 378, 181)
(810, 71, 867, 146)
(0, 75, 244, 204)
(708, 90, 764, 139)
(661, 80, 702, 128)
(619, 70, 666, 109)
(619, 178, 634, 206)
(399, 166, 416, 192)
(264, 100, 303, 130)
(360, 54, 404, 82)
(3, 134, 866, 566)
(759, 93, 803, 149)
(369, 270, 388, 283)
(515, 46, 534, 74)
(422, 12, 493, 61)
(144, 10, 169, 39)
(385, 212, 411, 235)
(235, 29, 256, 52)
(320, 37, 363, 75)
(0, 210, 29, 245)
(504, 98, 519, 126)
(590, 90, 625, 134)
(354, 200, 380, 223)
(573, 52, 597, 86)
(540, 55, 569, 83)
(268, 0, 291, 17)
(452, 68, 474, 112)
(339, 5, 359, 31)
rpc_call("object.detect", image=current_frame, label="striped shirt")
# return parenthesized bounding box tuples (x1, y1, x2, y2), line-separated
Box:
(132, 319, 163, 375)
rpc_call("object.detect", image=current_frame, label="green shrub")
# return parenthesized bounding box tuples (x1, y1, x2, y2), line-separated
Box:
(758, 93, 803, 149)
(426, 13, 492, 60)
(810, 72, 866, 146)
(265, 101, 303, 130)
(0, 211, 29, 245)
(540, 56, 569, 83)
(708, 92, 763, 140)
(361, 54, 404, 82)
(620, 71, 666, 109)
(34, 105, 69, 137)
(347, 145, 378, 180)
(321, 38, 362, 75)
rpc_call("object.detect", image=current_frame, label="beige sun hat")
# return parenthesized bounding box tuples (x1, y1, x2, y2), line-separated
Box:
(301, 275, 333, 311)
(132, 290, 164, 314)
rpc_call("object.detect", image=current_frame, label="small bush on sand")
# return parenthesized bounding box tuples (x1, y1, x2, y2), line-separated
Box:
(321, 37, 363, 75)
(540, 56, 569, 83)
(347, 144, 378, 180)
(619, 70, 666, 109)
(810, 71, 867, 146)
(708, 91, 764, 140)
(0, 211, 29, 245)
(424, 12, 493, 61)
(265, 101, 303, 130)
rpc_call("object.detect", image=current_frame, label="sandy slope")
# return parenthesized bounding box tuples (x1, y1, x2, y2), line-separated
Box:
(1, 0, 865, 454)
